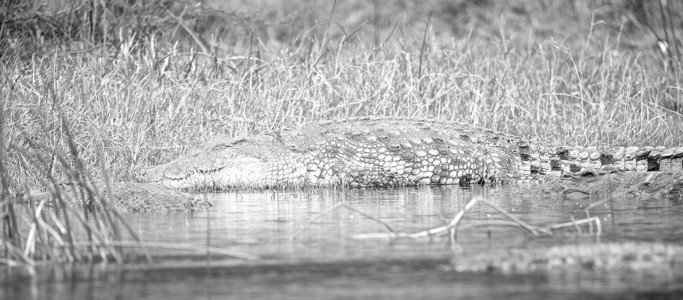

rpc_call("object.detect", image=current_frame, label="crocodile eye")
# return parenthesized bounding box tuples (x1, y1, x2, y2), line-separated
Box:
(211, 142, 233, 151)
(231, 138, 248, 145)
(210, 138, 249, 151)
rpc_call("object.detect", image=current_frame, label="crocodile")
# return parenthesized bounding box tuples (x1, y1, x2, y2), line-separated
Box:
(135, 116, 683, 191)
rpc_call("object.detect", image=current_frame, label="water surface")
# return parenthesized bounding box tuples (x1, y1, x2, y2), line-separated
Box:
(3, 185, 683, 299)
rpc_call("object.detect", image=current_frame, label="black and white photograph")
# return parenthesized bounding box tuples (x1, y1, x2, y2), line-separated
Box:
(1, 0, 682, 299)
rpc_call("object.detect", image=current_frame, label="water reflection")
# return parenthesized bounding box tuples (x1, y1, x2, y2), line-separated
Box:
(108, 185, 683, 261)
(3, 185, 683, 299)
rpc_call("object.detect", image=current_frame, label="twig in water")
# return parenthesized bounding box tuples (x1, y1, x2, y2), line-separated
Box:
(340, 203, 398, 234)
(352, 197, 482, 240)
(291, 201, 398, 240)
(407, 196, 481, 239)
(570, 215, 582, 235)
(476, 198, 548, 236)
(290, 201, 348, 240)
(457, 220, 537, 231)
(546, 216, 602, 234)
(352, 196, 601, 241)
(584, 197, 612, 233)
(544, 216, 602, 242)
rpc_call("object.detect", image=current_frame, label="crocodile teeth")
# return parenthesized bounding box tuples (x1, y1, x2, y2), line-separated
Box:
(164, 172, 190, 180)
(197, 167, 223, 173)
(197, 161, 228, 173)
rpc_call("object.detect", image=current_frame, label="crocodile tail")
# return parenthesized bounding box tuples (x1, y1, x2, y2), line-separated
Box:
(518, 145, 683, 176)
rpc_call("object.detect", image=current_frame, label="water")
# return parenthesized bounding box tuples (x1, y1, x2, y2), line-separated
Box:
(3, 185, 683, 299)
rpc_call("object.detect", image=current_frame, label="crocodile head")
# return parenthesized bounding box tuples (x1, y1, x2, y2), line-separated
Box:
(135, 135, 296, 191)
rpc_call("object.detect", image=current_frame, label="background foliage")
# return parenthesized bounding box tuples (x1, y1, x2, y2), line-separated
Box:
(1, 0, 682, 189)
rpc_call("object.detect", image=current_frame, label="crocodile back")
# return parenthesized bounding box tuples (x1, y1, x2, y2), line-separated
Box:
(137, 116, 683, 190)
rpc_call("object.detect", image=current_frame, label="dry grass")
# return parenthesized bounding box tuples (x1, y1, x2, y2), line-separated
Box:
(1, 0, 683, 264)
(2, 0, 682, 186)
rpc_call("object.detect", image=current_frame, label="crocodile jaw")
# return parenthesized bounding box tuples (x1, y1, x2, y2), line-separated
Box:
(136, 156, 270, 190)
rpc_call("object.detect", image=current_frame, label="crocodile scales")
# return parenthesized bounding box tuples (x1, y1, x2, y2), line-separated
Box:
(135, 117, 683, 190)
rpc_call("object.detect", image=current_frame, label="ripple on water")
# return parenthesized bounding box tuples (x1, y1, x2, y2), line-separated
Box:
(3, 185, 683, 299)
